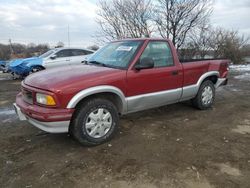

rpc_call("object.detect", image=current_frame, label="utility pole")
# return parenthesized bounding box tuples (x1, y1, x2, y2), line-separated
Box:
(9, 39, 14, 57)
(68, 25, 70, 47)
(9, 39, 13, 53)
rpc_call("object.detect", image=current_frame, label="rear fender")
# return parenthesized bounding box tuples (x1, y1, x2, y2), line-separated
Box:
(197, 71, 219, 87)
(181, 71, 219, 101)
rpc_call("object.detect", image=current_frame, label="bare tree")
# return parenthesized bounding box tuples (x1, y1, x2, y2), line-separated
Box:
(180, 23, 212, 59)
(241, 44, 250, 57)
(181, 26, 249, 63)
(189, 24, 211, 58)
(155, 0, 213, 49)
(56, 41, 64, 48)
(208, 28, 249, 63)
(0, 43, 49, 60)
(0, 44, 11, 60)
(87, 45, 100, 51)
(96, 0, 153, 41)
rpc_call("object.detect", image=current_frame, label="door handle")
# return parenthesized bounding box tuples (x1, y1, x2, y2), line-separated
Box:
(66, 59, 70, 61)
(171, 70, 178, 75)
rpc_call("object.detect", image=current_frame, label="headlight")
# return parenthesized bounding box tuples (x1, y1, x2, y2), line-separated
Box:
(36, 93, 56, 106)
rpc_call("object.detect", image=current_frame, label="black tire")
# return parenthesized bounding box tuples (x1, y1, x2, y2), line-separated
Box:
(70, 98, 119, 146)
(191, 80, 215, 110)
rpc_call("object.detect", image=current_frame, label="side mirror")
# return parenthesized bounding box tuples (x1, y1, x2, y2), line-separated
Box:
(81, 60, 88, 64)
(50, 54, 57, 60)
(135, 57, 154, 70)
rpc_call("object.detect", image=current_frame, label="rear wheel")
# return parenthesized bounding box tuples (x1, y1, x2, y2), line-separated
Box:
(70, 98, 119, 146)
(192, 80, 215, 110)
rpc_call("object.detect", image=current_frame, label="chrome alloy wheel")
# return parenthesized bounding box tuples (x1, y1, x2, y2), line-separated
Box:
(85, 108, 112, 138)
(201, 86, 213, 105)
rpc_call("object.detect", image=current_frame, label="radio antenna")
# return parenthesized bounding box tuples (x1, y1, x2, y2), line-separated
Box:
(68, 24, 70, 47)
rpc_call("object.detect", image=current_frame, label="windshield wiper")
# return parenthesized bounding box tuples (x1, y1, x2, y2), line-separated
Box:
(86, 60, 122, 69)
(87, 61, 109, 67)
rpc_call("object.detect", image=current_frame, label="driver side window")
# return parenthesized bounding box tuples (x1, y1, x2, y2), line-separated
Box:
(140, 41, 174, 67)
(55, 49, 72, 58)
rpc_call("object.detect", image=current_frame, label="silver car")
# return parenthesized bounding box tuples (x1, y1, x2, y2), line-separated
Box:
(41, 48, 94, 69)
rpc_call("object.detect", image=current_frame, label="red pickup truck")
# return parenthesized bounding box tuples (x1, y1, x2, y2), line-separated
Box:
(14, 38, 229, 145)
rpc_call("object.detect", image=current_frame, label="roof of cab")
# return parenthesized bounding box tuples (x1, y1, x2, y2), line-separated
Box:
(112, 37, 170, 43)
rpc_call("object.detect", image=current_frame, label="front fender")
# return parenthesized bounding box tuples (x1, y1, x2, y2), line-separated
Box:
(66, 85, 127, 113)
(10, 57, 43, 75)
(26, 58, 43, 68)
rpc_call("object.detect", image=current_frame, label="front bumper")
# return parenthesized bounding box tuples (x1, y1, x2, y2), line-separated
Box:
(10, 64, 31, 75)
(13, 103, 70, 133)
(16, 92, 74, 122)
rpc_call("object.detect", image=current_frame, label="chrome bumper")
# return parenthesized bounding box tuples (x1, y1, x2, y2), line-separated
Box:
(215, 78, 228, 88)
(13, 103, 27, 121)
(13, 103, 70, 133)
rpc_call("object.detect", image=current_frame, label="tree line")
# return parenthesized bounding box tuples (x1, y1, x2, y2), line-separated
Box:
(0, 42, 99, 61)
(0, 0, 249, 64)
(0, 43, 49, 60)
(96, 0, 249, 64)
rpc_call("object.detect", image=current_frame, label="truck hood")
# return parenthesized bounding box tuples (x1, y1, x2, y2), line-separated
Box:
(24, 65, 125, 92)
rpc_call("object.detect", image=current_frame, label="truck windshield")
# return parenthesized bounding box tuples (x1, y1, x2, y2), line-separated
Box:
(88, 41, 142, 69)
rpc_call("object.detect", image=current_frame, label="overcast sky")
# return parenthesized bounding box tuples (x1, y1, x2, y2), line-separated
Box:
(0, 0, 249, 47)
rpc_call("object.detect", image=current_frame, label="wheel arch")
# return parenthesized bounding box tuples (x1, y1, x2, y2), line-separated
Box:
(181, 71, 220, 101)
(197, 71, 219, 87)
(30, 65, 45, 70)
(203, 75, 218, 84)
(67, 86, 127, 114)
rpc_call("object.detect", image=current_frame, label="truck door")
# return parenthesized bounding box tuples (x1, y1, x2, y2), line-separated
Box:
(44, 49, 71, 68)
(126, 41, 183, 112)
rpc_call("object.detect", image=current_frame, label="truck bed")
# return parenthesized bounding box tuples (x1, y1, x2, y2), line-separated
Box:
(181, 59, 229, 87)
(180, 58, 228, 63)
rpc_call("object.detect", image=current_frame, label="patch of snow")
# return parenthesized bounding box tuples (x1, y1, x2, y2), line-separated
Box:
(2, 118, 14, 123)
(232, 125, 250, 134)
(216, 163, 242, 177)
(0, 109, 16, 115)
(0, 108, 18, 124)
(0, 77, 8, 80)
(230, 88, 241, 92)
(230, 64, 250, 72)
(234, 73, 250, 81)
(217, 84, 241, 92)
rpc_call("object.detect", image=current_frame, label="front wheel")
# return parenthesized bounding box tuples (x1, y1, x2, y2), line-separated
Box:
(30, 66, 44, 74)
(192, 80, 215, 110)
(70, 98, 119, 146)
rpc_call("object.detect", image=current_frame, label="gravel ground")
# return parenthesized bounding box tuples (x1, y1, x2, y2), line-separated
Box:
(0, 65, 250, 188)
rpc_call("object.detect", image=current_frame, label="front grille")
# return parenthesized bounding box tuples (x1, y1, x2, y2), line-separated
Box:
(22, 88, 33, 104)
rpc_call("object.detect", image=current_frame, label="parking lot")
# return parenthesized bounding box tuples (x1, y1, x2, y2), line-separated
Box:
(0, 65, 250, 188)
